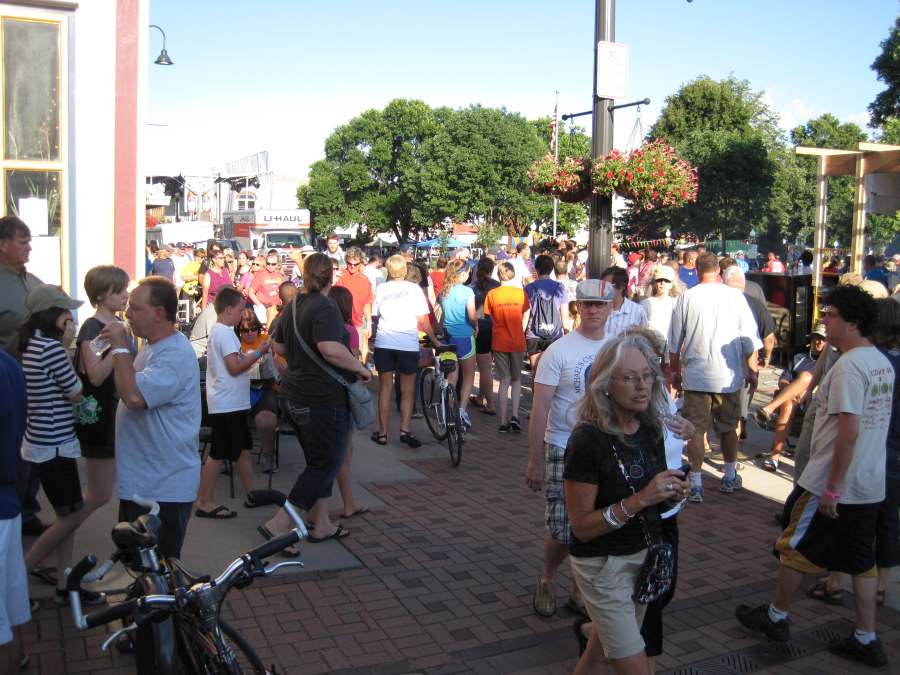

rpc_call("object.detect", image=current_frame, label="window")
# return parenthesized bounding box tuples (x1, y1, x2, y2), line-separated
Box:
(0, 12, 67, 247)
(237, 190, 255, 210)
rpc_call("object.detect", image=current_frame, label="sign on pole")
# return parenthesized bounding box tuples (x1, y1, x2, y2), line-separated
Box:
(596, 41, 629, 100)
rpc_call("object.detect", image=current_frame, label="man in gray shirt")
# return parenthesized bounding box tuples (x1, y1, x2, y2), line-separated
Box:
(0, 216, 46, 538)
(103, 277, 201, 558)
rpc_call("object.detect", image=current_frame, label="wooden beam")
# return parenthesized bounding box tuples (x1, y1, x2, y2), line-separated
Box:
(824, 154, 859, 176)
(862, 149, 900, 174)
(850, 155, 866, 274)
(812, 156, 827, 293)
(858, 142, 900, 152)
(795, 147, 860, 157)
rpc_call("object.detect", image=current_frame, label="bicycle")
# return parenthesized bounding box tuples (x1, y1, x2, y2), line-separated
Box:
(66, 490, 308, 674)
(418, 341, 464, 466)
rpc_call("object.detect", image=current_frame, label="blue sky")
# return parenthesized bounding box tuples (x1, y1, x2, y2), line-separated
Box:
(146, 0, 897, 180)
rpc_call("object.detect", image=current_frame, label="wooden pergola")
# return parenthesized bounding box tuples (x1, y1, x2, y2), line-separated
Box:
(794, 142, 900, 313)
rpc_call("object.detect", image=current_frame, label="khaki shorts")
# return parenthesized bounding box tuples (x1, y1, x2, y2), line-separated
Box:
(680, 390, 741, 434)
(492, 351, 524, 381)
(570, 550, 649, 659)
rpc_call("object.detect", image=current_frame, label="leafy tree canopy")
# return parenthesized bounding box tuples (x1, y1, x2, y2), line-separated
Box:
(869, 17, 900, 127)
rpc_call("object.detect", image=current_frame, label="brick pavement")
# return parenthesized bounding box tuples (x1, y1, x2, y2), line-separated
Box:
(21, 397, 900, 674)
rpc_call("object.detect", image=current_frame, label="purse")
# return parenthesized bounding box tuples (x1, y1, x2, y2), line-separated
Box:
(610, 442, 675, 604)
(291, 297, 376, 430)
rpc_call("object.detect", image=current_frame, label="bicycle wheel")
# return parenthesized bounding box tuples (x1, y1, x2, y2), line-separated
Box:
(176, 618, 265, 674)
(444, 385, 463, 467)
(218, 620, 266, 674)
(420, 367, 448, 440)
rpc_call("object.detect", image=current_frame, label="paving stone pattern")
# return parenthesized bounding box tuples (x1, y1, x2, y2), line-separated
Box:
(22, 415, 900, 674)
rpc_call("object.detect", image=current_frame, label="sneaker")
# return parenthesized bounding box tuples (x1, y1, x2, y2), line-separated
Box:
(688, 485, 704, 503)
(754, 408, 776, 431)
(459, 409, 471, 431)
(735, 604, 791, 642)
(499, 424, 509, 433)
(54, 588, 107, 607)
(828, 634, 888, 667)
(720, 474, 743, 493)
(509, 416, 521, 432)
(532, 578, 556, 617)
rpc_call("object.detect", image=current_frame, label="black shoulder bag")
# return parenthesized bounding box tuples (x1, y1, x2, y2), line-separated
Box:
(609, 442, 675, 604)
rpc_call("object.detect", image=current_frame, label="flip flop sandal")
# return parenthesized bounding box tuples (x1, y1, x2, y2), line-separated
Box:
(195, 505, 237, 519)
(243, 496, 264, 508)
(806, 578, 843, 604)
(30, 566, 58, 586)
(370, 431, 388, 445)
(399, 431, 422, 448)
(257, 525, 301, 558)
(307, 524, 350, 544)
(761, 457, 779, 472)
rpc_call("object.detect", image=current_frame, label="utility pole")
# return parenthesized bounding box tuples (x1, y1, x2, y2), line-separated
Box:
(588, 0, 615, 278)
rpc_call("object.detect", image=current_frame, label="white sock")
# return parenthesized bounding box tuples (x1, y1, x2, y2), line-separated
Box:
(690, 471, 702, 488)
(854, 629, 876, 645)
(724, 462, 736, 480)
(768, 604, 788, 622)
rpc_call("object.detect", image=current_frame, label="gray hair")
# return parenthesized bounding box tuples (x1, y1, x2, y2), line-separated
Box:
(722, 265, 745, 284)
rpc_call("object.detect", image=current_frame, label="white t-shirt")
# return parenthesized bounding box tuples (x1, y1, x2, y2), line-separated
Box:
(116, 331, 200, 503)
(534, 330, 611, 448)
(642, 295, 675, 348)
(373, 280, 429, 352)
(510, 257, 531, 287)
(364, 265, 384, 293)
(206, 323, 250, 414)
(668, 283, 762, 393)
(798, 346, 894, 504)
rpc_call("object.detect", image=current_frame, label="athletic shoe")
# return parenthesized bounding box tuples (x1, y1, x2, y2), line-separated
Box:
(459, 409, 471, 431)
(509, 416, 522, 432)
(735, 604, 791, 642)
(54, 588, 107, 607)
(720, 474, 743, 493)
(499, 424, 509, 433)
(688, 485, 704, 503)
(828, 633, 888, 667)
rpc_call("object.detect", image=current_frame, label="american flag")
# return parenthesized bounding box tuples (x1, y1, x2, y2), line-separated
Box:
(550, 102, 558, 156)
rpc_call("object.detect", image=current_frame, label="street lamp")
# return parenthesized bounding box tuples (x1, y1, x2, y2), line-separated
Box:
(150, 24, 173, 65)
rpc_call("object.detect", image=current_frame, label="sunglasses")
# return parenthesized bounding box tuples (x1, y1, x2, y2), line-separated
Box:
(346, 261, 360, 268)
(266, 261, 279, 267)
(251, 263, 261, 268)
(239, 326, 260, 334)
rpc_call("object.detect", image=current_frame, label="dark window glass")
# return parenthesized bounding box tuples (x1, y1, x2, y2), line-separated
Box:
(5, 169, 61, 236)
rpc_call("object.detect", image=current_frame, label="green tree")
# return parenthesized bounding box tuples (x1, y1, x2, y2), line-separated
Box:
(869, 17, 900, 127)
(298, 99, 438, 243)
(628, 75, 780, 242)
(529, 118, 591, 236)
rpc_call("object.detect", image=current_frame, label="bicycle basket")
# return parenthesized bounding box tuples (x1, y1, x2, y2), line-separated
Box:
(438, 351, 458, 374)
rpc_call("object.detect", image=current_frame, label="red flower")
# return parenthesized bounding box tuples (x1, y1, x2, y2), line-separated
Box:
(606, 171, 614, 179)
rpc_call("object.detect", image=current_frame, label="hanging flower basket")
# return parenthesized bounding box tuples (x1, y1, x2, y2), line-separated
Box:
(527, 155, 592, 203)
(592, 140, 698, 211)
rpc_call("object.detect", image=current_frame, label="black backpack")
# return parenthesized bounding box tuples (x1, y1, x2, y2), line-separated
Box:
(529, 286, 562, 340)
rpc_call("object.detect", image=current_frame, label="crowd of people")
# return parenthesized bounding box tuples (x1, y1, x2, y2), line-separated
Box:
(1, 211, 899, 673)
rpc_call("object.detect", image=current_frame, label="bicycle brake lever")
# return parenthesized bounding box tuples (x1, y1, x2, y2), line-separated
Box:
(263, 561, 304, 576)
(101, 623, 138, 653)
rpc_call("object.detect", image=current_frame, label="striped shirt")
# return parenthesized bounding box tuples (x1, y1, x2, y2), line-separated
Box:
(21, 334, 82, 455)
(605, 297, 648, 338)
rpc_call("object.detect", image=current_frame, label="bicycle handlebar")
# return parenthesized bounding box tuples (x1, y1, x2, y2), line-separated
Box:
(247, 530, 301, 561)
(84, 599, 139, 629)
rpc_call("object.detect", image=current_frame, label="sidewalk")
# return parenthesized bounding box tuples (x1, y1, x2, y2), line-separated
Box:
(21, 367, 900, 674)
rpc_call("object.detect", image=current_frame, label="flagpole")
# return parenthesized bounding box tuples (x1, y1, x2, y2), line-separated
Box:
(552, 90, 559, 240)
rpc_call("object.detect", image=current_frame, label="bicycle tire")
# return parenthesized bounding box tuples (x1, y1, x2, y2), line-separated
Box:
(444, 385, 463, 467)
(175, 618, 265, 674)
(420, 367, 448, 440)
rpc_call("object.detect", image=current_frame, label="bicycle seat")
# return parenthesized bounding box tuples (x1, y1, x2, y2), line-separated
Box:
(111, 513, 161, 551)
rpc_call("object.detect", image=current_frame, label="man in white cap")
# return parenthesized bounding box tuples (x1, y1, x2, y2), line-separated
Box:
(526, 278, 615, 617)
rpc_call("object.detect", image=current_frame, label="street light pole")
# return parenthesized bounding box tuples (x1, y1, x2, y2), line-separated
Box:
(588, 0, 615, 278)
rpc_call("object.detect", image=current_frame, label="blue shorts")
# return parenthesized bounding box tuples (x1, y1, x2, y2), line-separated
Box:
(448, 335, 475, 360)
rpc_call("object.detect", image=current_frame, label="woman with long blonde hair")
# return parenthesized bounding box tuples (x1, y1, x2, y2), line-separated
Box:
(564, 333, 693, 675)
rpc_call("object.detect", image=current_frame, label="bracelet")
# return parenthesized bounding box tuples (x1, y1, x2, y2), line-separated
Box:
(603, 505, 623, 529)
(619, 498, 635, 519)
(824, 489, 841, 501)
(110, 347, 131, 357)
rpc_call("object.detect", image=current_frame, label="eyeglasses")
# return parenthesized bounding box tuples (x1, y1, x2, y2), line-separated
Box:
(613, 372, 656, 387)
(346, 261, 360, 268)
(251, 263, 261, 268)
(654, 279, 671, 284)
(266, 262, 278, 267)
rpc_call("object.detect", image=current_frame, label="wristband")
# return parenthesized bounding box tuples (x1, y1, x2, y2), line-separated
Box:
(824, 489, 841, 501)
(110, 347, 131, 357)
(253, 350, 262, 359)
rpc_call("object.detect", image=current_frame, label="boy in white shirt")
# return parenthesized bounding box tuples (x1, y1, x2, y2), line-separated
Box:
(195, 287, 269, 518)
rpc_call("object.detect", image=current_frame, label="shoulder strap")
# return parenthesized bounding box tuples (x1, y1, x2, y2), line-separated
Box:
(291, 295, 350, 389)
(608, 440, 658, 548)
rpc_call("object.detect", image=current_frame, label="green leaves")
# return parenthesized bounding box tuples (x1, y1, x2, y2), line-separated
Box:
(869, 18, 900, 128)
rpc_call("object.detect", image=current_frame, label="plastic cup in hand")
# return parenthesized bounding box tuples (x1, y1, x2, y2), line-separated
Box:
(89, 335, 112, 357)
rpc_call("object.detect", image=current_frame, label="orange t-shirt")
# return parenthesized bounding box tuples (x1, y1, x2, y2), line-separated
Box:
(335, 269, 374, 328)
(483, 284, 528, 353)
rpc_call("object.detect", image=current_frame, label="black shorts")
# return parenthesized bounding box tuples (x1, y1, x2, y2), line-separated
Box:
(475, 325, 492, 355)
(209, 410, 251, 461)
(249, 387, 278, 416)
(374, 347, 418, 375)
(33, 456, 83, 516)
(775, 486, 879, 577)
(526, 337, 557, 356)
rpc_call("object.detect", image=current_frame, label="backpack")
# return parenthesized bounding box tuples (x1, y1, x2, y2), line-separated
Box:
(529, 286, 562, 340)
